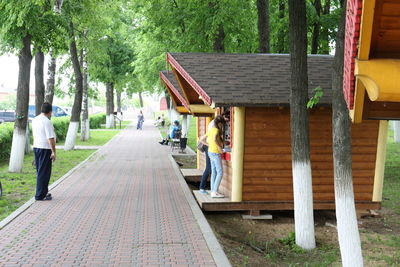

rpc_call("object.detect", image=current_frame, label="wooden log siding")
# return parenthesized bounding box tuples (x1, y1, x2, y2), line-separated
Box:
(198, 117, 233, 197)
(242, 107, 379, 202)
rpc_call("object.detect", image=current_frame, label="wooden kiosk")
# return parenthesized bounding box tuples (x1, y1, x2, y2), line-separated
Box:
(162, 52, 384, 212)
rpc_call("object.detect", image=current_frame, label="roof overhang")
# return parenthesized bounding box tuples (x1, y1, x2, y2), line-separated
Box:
(159, 71, 190, 114)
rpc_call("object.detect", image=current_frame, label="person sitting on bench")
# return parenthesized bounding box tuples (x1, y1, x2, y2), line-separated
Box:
(159, 120, 180, 145)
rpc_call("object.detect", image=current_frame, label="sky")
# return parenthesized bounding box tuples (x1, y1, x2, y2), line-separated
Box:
(0, 54, 48, 94)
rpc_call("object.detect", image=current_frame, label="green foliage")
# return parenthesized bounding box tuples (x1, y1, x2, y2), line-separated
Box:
(0, 94, 16, 111)
(307, 86, 324, 109)
(89, 113, 106, 129)
(129, 0, 258, 91)
(0, 123, 14, 161)
(52, 116, 70, 142)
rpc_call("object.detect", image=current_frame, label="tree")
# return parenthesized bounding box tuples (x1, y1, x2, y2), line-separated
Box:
(288, 0, 316, 249)
(81, 49, 90, 141)
(64, 22, 84, 150)
(35, 49, 45, 115)
(310, 0, 322, 54)
(0, 1, 58, 172)
(257, 0, 270, 53)
(331, 1, 363, 265)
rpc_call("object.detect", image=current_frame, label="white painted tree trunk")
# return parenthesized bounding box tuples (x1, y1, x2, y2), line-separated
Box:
(8, 131, 26, 172)
(64, 121, 79, 151)
(186, 115, 191, 134)
(182, 115, 188, 137)
(393, 121, 400, 143)
(81, 119, 90, 141)
(292, 161, 316, 249)
(335, 172, 363, 267)
(106, 114, 115, 129)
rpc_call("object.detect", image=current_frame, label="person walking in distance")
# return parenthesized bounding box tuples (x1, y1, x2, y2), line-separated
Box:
(137, 110, 144, 130)
(32, 102, 56, 201)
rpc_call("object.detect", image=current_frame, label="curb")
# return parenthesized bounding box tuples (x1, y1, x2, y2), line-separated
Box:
(0, 130, 124, 230)
(168, 155, 231, 267)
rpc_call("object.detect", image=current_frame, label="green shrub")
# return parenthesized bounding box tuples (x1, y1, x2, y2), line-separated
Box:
(52, 116, 70, 142)
(90, 113, 106, 129)
(0, 123, 14, 161)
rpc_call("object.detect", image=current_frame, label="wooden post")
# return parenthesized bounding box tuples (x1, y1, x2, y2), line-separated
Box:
(373, 120, 388, 201)
(182, 114, 188, 137)
(232, 107, 245, 202)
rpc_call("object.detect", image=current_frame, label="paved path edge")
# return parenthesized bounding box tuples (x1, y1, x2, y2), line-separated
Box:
(168, 155, 232, 267)
(0, 130, 124, 230)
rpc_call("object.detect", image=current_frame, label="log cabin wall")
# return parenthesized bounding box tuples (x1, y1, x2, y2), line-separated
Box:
(242, 107, 380, 202)
(198, 116, 232, 197)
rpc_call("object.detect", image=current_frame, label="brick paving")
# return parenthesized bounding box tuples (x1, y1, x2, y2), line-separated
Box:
(0, 125, 221, 266)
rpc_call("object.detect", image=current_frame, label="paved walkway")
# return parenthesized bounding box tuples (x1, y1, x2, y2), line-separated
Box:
(0, 125, 229, 266)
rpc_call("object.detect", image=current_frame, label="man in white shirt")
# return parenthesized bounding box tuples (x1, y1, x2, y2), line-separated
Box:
(32, 102, 56, 201)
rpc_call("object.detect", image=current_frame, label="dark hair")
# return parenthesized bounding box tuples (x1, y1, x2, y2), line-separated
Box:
(174, 120, 180, 126)
(41, 102, 52, 114)
(214, 115, 225, 125)
(223, 109, 230, 118)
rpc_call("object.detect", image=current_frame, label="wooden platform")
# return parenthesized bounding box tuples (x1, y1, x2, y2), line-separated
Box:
(192, 190, 381, 211)
(181, 169, 204, 183)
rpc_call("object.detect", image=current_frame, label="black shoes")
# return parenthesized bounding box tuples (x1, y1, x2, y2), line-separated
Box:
(36, 193, 52, 201)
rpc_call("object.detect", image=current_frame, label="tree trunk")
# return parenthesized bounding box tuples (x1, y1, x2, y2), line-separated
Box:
(276, 0, 286, 53)
(213, 24, 225, 52)
(116, 91, 122, 113)
(257, 0, 270, 53)
(45, 52, 56, 104)
(138, 91, 143, 108)
(9, 35, 33, 172)
(105, 82, 114, 128)
(332, 2, 363, 266)
(65, 24, 83, 151)
(54, 0, 63, 13)
(311, 0, 322, 54)
(288, 0, 316, 250)
(393, 121, 400, 143)
(165, 90, 171, 110)
(320, 0, 331, 54)
(182, 114, 188, 137)
(81, 50, 89, 141)
(35, 48, 45, 116)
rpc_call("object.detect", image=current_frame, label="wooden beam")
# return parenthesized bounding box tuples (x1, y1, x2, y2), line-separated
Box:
(189, 104, 215, 114)
(232, 107, 245, 202)
(373, 120, 388, 201)
(358, 0, 376, 60)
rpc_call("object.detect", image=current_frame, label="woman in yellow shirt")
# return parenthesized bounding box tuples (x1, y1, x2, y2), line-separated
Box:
(206, 116, 225, 198)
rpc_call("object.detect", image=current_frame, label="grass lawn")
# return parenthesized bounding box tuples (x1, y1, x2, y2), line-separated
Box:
(57, 130, 120, 146)
(0, 149, 94, 221)
(99, 120, 132, 129)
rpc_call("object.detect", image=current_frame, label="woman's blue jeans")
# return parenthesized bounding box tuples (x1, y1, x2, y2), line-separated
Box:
(199, 146, 211, 190)
(208, 151, 223, 193)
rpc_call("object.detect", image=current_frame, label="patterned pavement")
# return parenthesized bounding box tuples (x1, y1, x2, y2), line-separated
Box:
(0, 124, 223, 266)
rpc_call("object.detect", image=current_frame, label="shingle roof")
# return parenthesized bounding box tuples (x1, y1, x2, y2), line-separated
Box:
(168, 53, 334, 107)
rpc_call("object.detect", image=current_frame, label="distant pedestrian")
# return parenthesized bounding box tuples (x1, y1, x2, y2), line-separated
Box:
(32, 102, 56, 201)
(137, 110, 144, 130)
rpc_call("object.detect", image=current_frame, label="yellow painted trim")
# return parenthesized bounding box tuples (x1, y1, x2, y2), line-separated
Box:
(176, 106, 189, 113)
(189, 104, 215, 114)
(373, 120, 388, 202)
(355, 59, 400, 102)
(358, 0, 376, 60)
(352, 80, 366, 123)
(232, 107, 245, 202)
(196, 117, 200, 169)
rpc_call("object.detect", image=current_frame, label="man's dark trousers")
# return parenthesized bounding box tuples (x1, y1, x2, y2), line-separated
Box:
(34, 148, 52, 200)
(199, 145, 211, 190)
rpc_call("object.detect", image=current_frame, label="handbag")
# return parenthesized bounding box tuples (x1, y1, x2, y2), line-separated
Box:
(197, 141, 205, 152)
